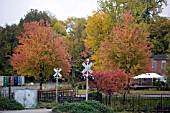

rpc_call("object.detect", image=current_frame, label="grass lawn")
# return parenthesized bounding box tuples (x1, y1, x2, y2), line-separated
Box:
(77, 89, 86, 94)
(130, 89, 170, 95)
(77, 89, 170, 95)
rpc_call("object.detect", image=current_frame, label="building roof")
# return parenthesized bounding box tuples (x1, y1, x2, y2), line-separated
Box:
(150, 54, 169, 60)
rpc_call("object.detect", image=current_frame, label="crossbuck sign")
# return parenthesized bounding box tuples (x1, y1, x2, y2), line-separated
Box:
(53, 68, 62, 103)
(82, 62, 92, 76)
(82, 60, 92, 101)
(53, 68, 62, 78)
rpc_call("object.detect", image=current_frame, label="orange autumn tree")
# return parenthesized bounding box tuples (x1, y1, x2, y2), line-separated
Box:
(95, 10, 152, 76)
(10, 20, 71, 80)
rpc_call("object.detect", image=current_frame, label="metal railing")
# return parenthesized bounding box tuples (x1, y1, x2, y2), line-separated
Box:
(37, 89, 85, 103)
(103, 94, 170, 112)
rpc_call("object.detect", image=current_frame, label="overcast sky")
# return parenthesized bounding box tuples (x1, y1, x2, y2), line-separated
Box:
(0, 0, 170, 27)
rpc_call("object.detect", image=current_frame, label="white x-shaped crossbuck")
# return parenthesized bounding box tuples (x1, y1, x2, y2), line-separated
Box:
(53, 68, 62, 78)
(82, 62, 92, 75)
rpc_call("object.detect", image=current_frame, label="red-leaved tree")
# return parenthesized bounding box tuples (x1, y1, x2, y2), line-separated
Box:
(10, 20, 71, 81)
(89, 69, 131, 95)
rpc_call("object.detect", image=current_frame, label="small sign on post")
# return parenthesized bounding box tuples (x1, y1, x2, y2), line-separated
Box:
(53, 68, 62, 103)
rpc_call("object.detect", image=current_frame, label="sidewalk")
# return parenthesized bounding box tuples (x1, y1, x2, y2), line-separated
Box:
(0, 109, 52, 113)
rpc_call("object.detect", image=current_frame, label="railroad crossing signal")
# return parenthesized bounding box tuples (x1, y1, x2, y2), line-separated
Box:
(53, 68, 62, 103)
(81, 59, 94, 101)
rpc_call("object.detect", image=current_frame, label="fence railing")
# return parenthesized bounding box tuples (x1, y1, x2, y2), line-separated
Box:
(103, 94, 170, 112)
(37, 89, 86, 103)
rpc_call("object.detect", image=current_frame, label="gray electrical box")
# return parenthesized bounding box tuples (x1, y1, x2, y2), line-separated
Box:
(14, 89, 37, 108)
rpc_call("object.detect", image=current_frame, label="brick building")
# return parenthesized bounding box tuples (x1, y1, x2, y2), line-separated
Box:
(150, 54, 170, 77)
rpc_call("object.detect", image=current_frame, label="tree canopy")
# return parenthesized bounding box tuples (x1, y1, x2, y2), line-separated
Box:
(65, 17, 87, 75)
(85, 11, 112, 53)
(10, 20, 71, 80)
(149, 16, 170, 55)
(19, 9, 51, 28)
(93, 10, 152, 76)
(0, 24, 19, 76)
(97, 0, 167, 23)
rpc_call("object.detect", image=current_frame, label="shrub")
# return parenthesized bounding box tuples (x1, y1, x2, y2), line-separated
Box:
(52, 100, 114, 113)
(83, 84, 86, 90)
(0, 98, 24, 110)
(88, 92, 102, 102)
(163, 83, 170, 91)
(84, 100, 113, 113)
(78, 84, 82, 89)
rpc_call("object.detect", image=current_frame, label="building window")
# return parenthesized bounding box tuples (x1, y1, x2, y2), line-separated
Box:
(152, 61, 156, 69)
(161, 60, 166, 69)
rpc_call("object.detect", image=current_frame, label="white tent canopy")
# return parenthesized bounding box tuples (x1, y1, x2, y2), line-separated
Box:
(133, 73, 162, 79)
(133, 73, 163, 86)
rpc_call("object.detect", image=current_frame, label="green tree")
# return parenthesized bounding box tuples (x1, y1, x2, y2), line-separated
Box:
(0, 24, 19, 76)
(64, 17, 87, 89)
(65, 17, 87, 75)
(51, 18, 66, 36)
(98, 0, 167, 23)
(19, 9, 51, 28)
(149, 16, 170, 55)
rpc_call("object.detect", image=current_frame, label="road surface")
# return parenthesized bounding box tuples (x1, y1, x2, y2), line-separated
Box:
(0, 109, 52, 113)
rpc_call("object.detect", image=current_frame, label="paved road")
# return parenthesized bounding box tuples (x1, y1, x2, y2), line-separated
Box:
(141, 94, 170, 98)
(0, 109, 52, 113)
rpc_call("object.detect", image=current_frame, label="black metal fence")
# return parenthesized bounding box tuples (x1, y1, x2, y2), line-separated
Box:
(103, 94, 170, 112)
(38, 89, 85, 103)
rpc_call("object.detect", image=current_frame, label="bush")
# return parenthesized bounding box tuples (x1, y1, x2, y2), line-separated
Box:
(83, 84, 86, 90)
(163, 83, 170, 91)
(78, 84, 82, 89)
(0, 98, 24, 110)
(52, 100, 114, 113)
(88, 92, 102, 102)
(84, 100, 113, 113)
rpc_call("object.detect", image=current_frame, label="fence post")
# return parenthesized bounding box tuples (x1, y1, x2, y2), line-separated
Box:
(106, 95, 107, 106)
(156, 103, 159, 113)
(138, 95, 140, 112)
(109, 94, 111, 106)
(132, 97, 134, 112)
(160, 95, 162, 111)
(123, 93, 125, 105)
(144, 103, 147, 113)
